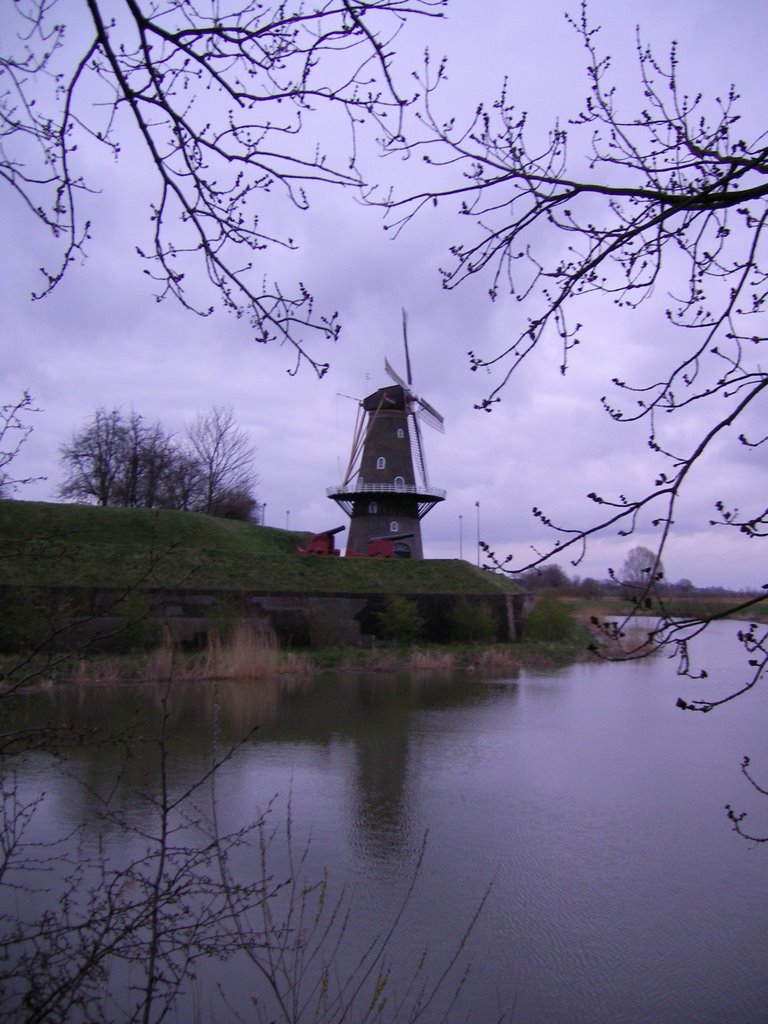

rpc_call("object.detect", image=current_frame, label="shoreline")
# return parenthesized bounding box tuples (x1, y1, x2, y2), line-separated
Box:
(3, 633, 598, 690)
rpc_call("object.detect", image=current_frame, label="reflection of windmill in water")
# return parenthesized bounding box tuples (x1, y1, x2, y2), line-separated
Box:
(328, 312, 446, 558)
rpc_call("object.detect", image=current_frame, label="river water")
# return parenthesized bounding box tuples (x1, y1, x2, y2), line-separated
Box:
(3, 621, 767, 1023)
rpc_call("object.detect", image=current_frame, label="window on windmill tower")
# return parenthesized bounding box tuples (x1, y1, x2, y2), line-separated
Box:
(390, 521, 399, 532)
(396, 427, 405, 439)
(394, 476, 405, 491)
(368, 501, 378, 514)
(376, 456, 386, 470)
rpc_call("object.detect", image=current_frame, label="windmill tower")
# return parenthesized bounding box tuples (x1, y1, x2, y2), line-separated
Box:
(327, 313, 446, 558)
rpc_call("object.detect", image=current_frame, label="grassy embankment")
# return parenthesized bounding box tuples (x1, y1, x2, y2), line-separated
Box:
(0, 499, 520, 594)
(2, 500, 571, 682)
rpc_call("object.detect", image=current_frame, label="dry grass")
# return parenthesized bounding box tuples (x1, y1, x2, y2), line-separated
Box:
(408, 649, 456, 672)
(467, 648, 522, 674)
(73, 625, 311, 684)
(144, 638, 175, 681)
(197, 625, 311, 680)
(73, 658, 126, 686)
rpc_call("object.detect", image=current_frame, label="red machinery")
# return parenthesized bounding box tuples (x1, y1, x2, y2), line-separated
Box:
(347, 533, 415, 558)
(295, 525, 345, 556)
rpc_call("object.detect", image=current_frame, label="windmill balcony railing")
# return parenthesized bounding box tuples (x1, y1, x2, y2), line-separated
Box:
(327, 481, 446, 500)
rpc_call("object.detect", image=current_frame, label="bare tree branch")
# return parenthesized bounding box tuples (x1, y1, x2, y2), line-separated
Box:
(374, 1, 768, 709)
(1, 0, 446, 374)
(0, 392, 43, 497)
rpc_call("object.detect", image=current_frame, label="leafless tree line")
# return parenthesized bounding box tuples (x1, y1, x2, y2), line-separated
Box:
(58, 405, 260, 519)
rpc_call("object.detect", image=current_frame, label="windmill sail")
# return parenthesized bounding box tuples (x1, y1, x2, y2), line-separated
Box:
(409, 411, 428, 489)
(402, 308, 413, 385)
(384, 356, 408, 391)
(416, 396, 445, 433)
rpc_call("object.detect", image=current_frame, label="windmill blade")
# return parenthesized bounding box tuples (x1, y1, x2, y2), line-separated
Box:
(384, 356, 410, 392)
(410, 411, 429, 489)
(416, 395, 445, 433)
(402, 308, 413, 385)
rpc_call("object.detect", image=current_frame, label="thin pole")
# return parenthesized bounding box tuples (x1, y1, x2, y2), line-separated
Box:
(475, 501, 480, 567)
(459, 514, 463, 560)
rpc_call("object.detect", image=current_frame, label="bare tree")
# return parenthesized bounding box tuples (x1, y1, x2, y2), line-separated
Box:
(619, 545, 665, 596)
(59, 407, 127, 506)
(137, 418, 177, 508)
(0, 392, 43, 497)
(185, 406, 259, 516)
(159, 444, 206, 513)
(104, 409, 180, 509)
(379, 2, 768, 707)
(2, 0, 445, 375)
(59, 407, 176, 507)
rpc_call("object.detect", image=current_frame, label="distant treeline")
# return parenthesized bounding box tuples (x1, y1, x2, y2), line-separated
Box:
(517, 549, 755, 599)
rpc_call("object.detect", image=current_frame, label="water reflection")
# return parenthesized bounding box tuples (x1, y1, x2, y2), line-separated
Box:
(4, 625, 768, 1024)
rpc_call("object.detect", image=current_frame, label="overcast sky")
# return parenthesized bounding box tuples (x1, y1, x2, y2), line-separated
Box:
(3, 0, 767, 590)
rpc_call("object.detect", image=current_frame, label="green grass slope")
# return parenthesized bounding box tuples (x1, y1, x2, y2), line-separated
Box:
(0, 500, 522, 594)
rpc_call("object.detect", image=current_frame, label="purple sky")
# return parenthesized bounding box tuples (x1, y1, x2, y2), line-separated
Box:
(3, 0, 767, 590)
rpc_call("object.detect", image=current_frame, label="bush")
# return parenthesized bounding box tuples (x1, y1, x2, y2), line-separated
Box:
(375, 596, 424, 644)
(447, 598, 497, 643)
(523, 595, 577, 642)
(208, 595, 244, 643)
(108, 591, 163, 652)
(0, 586, 53, 652)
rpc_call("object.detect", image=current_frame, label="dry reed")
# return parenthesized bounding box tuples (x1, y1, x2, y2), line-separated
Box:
(73, 624, 311, 684)
(73, 658, 126, 686)
(199, 624, 310, 680)
(468, 648, 521, 674)
(408, 650, 456, 672)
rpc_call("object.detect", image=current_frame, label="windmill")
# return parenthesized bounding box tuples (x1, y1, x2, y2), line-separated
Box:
(327, 312, 446, 558)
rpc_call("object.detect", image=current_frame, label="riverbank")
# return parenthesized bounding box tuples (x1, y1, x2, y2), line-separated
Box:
(12, 596, 765, 689)
(3, 616, 596, 688)
(4, 580, 764, 690)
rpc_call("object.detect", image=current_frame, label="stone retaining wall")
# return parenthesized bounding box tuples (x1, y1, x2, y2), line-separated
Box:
(0, 585, 531, 650)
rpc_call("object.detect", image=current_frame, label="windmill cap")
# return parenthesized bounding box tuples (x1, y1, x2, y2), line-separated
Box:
(362, 385, 408, 412)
